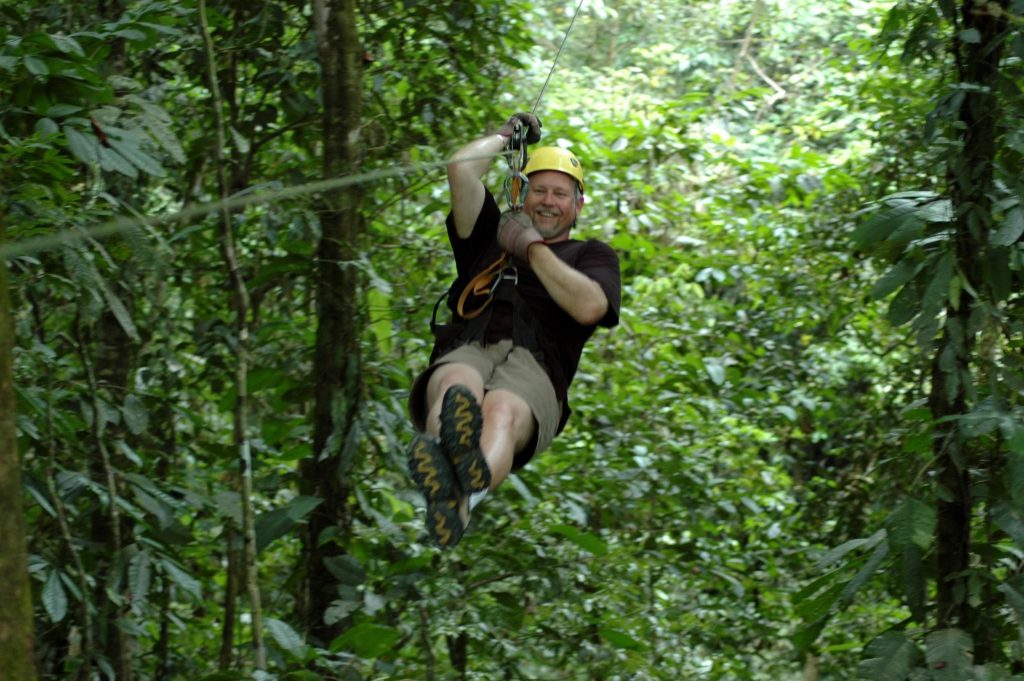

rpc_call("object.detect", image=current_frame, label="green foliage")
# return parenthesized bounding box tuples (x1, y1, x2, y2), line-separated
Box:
(858, 631, 919, 681)
(7, 0, 1021, 679)
(926, 629, 973, 681)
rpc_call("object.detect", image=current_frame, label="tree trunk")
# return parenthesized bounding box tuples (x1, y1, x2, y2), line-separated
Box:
(933, 0, 1007, 642)
(198, 0, 266, 668)
(300, 0, 364, 644)
(0, 219, 38, 677)
(90, 303, 136, 681)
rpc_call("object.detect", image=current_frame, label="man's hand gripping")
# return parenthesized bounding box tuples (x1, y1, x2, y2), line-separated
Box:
(498, 210, 545, 261)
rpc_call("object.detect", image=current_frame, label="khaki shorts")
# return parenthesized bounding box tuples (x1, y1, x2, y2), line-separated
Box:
(409, 339, 560, 469)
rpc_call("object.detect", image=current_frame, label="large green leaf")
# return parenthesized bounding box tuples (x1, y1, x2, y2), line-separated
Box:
(98, 145, 138, 178)
(815, 530, 885, 570)
(852, 203, 920, 249)
(255, 495, 324, 553)
(871, 258, 920, 300)
(919, 251, 953, 319)
(857, 631, 917, 681)
(43, 569, 68, 623)
(598, 627, 647, 651)
(160, 559, 202, 600)
(105, 128, 166, 177)
(993, 501, 1024, 549)
(925, 629, 972, 681)
(999, 580, 1024, 629)
(128, 549, 152, 614)
(329, 622, 400, 659)
(122, 393, 149, 435)
(23, 54, 49, 76)
(887, 281, 920, 327)
(265, 617, 307, 658)
(63, 125, 100, 164)
(885, 497, 935, 550)
(992, 206, 1024, 246)
(838, 539, 889, 605)
(550, 523, 608, 555)
(901, 545, 926, 623)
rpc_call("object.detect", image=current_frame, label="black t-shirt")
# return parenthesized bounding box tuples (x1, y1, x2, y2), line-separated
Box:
(439, 190, 621, 429)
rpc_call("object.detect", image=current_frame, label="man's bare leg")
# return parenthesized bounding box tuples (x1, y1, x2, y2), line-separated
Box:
(478, 389, 535, 489)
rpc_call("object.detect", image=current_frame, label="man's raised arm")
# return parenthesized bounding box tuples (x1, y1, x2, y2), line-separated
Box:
(447, 113, 542, 239)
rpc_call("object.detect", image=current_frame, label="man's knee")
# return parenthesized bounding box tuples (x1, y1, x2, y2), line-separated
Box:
(482, 390, 533, 434)
(426, 362, 484, 405)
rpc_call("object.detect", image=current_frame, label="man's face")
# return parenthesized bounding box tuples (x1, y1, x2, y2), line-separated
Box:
(523, 170, 584, 242)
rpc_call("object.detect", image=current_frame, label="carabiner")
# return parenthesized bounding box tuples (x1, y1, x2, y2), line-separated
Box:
(503, 171, 530, 211)
(503, 120, 530, 210)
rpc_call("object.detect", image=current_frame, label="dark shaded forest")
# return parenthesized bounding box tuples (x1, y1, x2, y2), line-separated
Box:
(1, 0, 1023, 679)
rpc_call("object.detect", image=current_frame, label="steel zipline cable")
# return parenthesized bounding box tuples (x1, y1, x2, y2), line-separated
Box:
(1, 155, 470, 259)
(532, 0, 585, 115)
(1, 1, 586, 261)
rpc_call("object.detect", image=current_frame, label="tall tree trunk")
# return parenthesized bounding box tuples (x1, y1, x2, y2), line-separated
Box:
(198, 0, 266, 669)
(0, 220, 38, 677)
(90, 302, 136, 681)
(933, 0, 1007, 644)
(300, 0, 364, 644)
(88, 0, 137, 673)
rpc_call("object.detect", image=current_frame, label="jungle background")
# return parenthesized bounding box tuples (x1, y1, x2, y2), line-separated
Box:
(2, 0, 1024, 679)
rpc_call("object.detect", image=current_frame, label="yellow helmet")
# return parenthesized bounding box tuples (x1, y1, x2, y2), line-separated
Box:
(523, 146, 585, 193)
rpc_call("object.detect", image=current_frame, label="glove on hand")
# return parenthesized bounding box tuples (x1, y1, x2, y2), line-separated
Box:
(498, 112, 542, 146)
(498, 210, 545, 261)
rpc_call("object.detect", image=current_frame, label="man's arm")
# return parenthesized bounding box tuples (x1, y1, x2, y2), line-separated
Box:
(447, 134, 507, 239)
(448, 113, 542, 239)
(527, 244, 609, 326)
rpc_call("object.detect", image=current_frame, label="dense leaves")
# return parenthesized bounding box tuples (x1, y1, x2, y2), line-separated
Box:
(2, 0, 1024, 679)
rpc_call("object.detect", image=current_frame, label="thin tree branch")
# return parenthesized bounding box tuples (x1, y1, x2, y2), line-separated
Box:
(198, 0, 266, 669)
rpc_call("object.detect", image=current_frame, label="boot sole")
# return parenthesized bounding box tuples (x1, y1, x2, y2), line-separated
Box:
(407, 433, 465, 548)
(440, 385, 491, 494)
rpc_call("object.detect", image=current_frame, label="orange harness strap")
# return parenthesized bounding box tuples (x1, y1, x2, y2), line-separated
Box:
(455, 252, 510, 320)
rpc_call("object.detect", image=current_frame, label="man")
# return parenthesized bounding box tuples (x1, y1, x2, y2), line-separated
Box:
(407, 112, 621, 547)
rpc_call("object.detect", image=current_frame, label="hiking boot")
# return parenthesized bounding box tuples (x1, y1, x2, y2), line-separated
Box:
(407, 432, 464, 547)
(439, 385, 491, 495)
